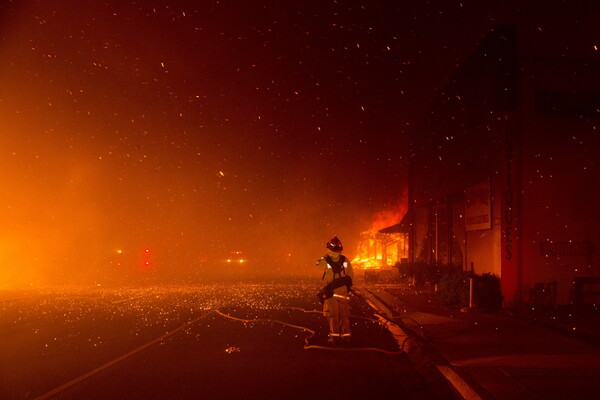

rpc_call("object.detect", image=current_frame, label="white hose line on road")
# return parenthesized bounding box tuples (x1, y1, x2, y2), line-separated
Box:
(35, 306, 402, 399)
(282, 306, 323, 314)
(353, 289, 411, 352)
(214, 309, 403, 355)
(213, 309, 317, 335)
(282, 305, 398, 329)
(34, 311, 213, 400)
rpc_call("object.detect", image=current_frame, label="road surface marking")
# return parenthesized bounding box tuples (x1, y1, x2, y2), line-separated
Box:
(34, 311, 212, 400)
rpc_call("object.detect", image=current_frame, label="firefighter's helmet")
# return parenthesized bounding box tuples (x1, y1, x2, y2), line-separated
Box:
(326, 236, 343, 252)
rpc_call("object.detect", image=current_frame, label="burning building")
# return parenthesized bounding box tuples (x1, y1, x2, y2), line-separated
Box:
(353, 203, 410, 270)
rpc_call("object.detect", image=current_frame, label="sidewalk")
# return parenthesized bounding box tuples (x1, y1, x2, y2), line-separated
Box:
(360, 284, 600, 400)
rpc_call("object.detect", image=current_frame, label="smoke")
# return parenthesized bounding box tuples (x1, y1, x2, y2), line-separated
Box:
(0, 1, 410, 287)
(369, 187, 408, 232)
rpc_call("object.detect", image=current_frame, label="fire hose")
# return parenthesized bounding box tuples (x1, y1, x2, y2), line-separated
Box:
(214, 307, 404, 355)
(35, 307, 403, 400)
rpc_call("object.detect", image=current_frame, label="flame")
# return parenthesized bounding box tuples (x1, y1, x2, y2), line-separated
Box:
(353, 229, 409, 269)
(353, 191, 408, 269)
(353, 230, 385, 269)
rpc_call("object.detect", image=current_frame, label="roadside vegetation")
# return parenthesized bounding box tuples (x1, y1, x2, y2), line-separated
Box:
(394, 261, 502, 311)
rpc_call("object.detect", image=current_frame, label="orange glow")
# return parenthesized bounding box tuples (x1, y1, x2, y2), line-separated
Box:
(0, 2, 411, 287)
(370, 201, 407, 232)
(353, 191, 408, 269)
(353, 230, 385, 269)
(353, 231, 409, 269)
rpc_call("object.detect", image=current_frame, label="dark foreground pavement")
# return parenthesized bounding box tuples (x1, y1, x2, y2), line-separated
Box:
(0, 280, 458, 400)
(363, 283, 600, 400)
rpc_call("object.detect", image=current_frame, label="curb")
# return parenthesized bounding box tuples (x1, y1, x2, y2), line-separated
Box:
(354, 288, 409, 349)
(357, 287, 494, 400)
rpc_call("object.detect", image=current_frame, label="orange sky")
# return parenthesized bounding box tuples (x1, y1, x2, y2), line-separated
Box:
(0, 0, 521, 286)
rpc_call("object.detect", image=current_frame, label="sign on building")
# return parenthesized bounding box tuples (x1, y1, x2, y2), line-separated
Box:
(540, 241, 595, 256)
(465, 180, 491, 231)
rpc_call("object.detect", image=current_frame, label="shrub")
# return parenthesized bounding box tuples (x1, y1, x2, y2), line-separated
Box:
(395, 261, 455, 288)
(395, 261, 412, 281)
(424, 262, 446, 285)
(438, 268, 470, 307)
(395, 261, 429, 286)
(475, 273, 503, 311)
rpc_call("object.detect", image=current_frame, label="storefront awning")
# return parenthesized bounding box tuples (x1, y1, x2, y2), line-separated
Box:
(378, 212, 411, 234)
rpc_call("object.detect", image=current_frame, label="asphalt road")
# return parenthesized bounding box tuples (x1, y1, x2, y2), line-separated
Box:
(0, 279, 458, 400)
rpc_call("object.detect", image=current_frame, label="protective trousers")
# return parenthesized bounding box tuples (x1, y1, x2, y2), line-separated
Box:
(323, 295, 351, 339)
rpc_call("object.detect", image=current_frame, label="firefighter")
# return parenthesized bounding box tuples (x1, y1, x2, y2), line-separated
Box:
(316, 236, 354, 344)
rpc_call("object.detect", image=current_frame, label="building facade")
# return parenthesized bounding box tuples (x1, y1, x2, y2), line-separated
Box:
(410, 24, 600, 308)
